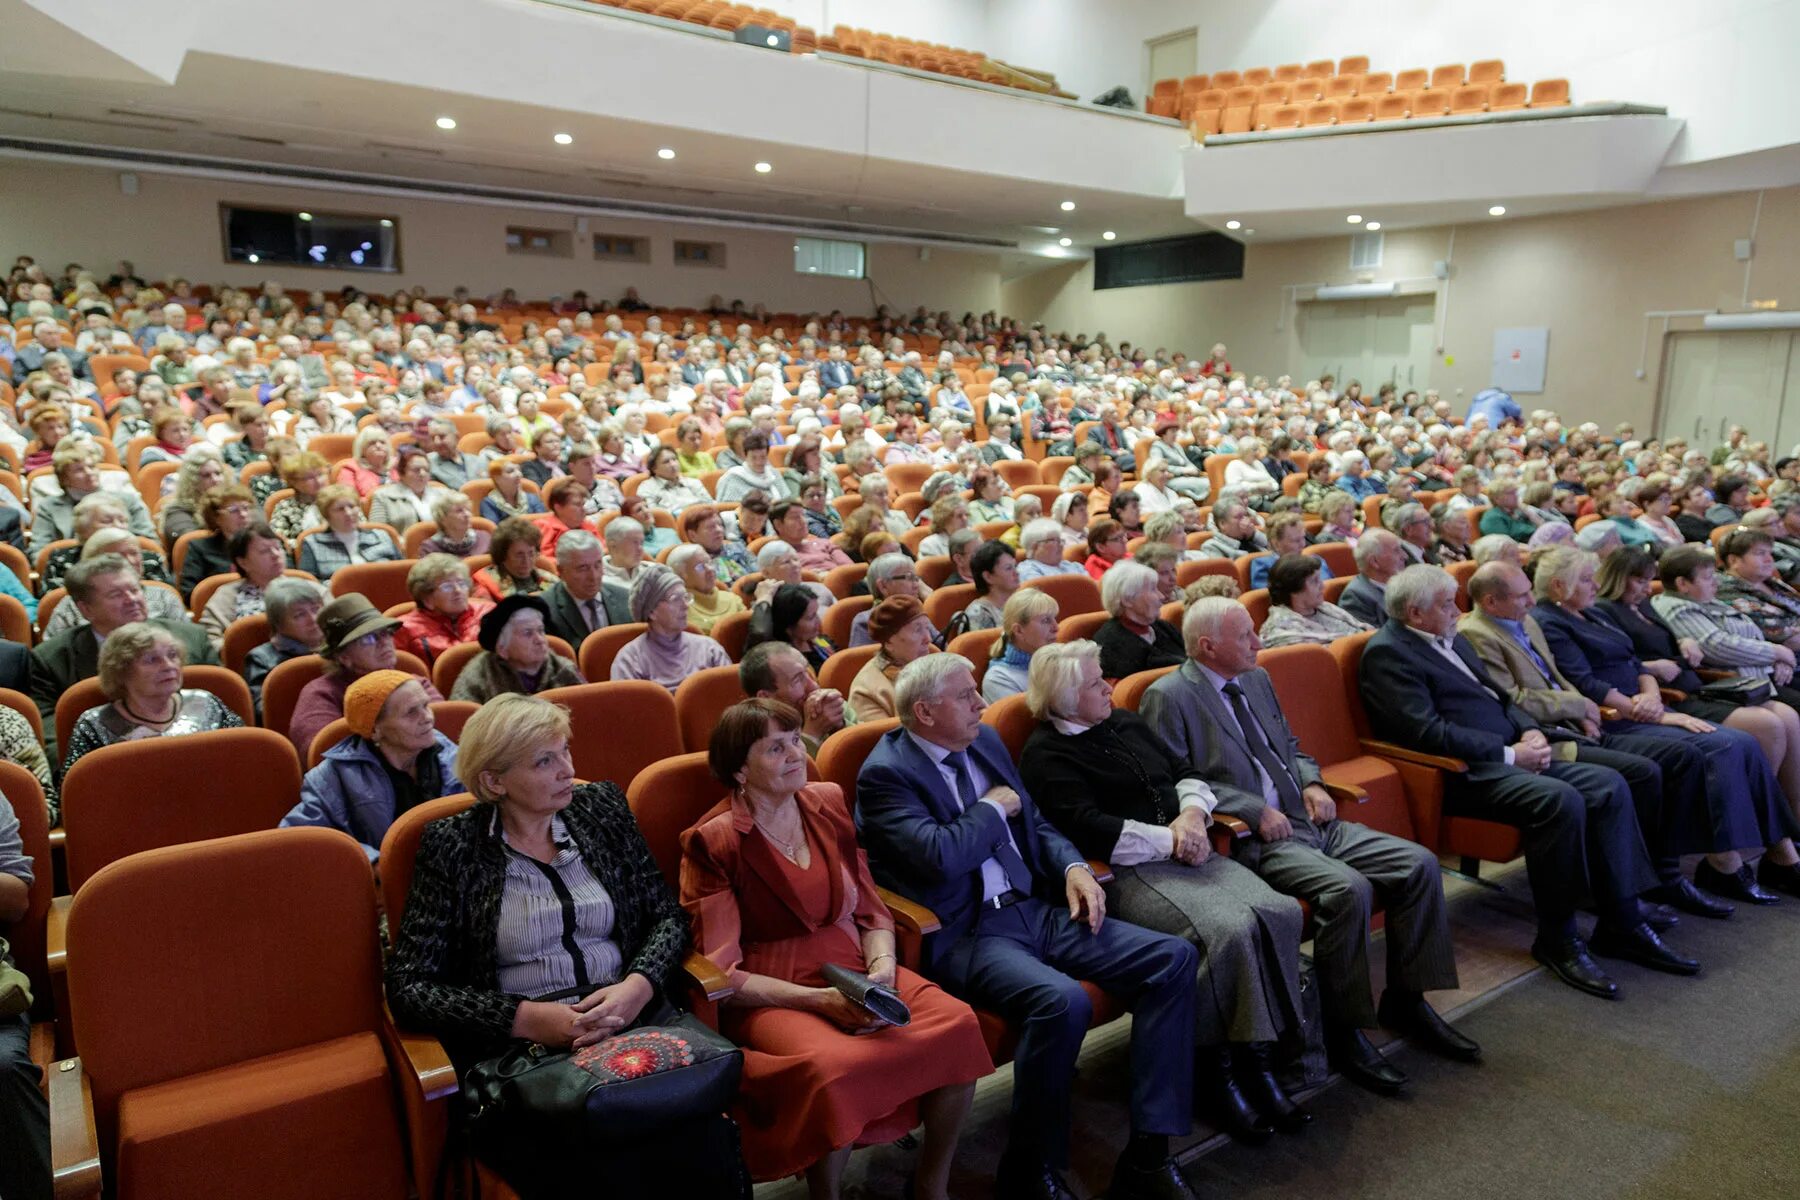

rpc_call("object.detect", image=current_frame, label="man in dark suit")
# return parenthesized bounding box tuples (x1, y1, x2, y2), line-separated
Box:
(1359, 564, 1698, 1001)
(817, 345, 856, 392)
(1337, 529, 1406, 627)
(540, 530, 630, 650)
(31, 555, 217, 760)
(1142, 597, 1475, 1095)
(0, 638, 32, 695)
(856, 654, 1201, 1200)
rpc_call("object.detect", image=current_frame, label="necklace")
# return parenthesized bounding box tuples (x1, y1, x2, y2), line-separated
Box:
(120, 694, 178, 727)
(749, 797, 806, 862)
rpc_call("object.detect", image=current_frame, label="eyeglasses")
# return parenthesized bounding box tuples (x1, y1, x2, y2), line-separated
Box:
(433, 579, 473, 594)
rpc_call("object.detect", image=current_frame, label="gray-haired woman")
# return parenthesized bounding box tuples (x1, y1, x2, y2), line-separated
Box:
(62, 621, 243, 775)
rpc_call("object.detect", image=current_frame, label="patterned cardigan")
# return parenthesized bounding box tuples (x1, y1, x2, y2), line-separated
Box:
(386, 781, 691, 1066)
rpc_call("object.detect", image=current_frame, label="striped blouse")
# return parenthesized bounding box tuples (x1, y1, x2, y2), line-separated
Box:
(1649, 593, 1783, 675)
(494, 812, 624, 999)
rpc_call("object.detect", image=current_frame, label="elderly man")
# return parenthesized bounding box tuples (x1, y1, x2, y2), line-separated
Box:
(849, 553, 932, 647)
(29, 442, 155, 555)
(1359, 565, 1695, 1000)
(1386, 501, 1436, 565)
(738, 640, 852, 755)
(857, 655, 1201, 1200)
(1141, 597, 1473, 1094)
(1333, 452, 1385, 502)
(1197, 497, 1267, 560)
(424, 419, 483, 489)
(669, 542, 743, 635)
(1337, 528, 1406, 627)
(13, 320, 87, 384)
(540, 529, 630, 647)
(769, 499, 851, 573)
(600, 516, 650, 588)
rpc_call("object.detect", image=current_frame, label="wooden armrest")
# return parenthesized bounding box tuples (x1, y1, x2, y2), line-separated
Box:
(1322, 781, 1368, 805)
(380, 1005, 458, 1102)
(681, 950, 734, 1004)
(1696, 669, 1732, 681)
(48, 826, 64, 852)
(49, 1058, 101, 1200)
(1359, 738, 1469, 774)
(1084, 858, 1115, 885)
(1597, 705, 1620, 721)
(877, 886, 941, 936)
(45, 894, 69, 975)
(1661, 688, 1688, 702)
(1211, 813, 1253, 839)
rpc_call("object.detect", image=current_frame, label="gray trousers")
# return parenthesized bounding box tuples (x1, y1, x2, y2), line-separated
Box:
(1109, 854, 1306, 1046)
(1254, 818, 1460, 1029)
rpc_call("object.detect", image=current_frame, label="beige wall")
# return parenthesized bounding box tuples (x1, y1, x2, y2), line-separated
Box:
(0, 161, 1003, 316)
(1003, 185, 1800, 435)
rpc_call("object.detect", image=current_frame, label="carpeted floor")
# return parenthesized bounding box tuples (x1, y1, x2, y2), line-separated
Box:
(754, 864, 1800, 1198)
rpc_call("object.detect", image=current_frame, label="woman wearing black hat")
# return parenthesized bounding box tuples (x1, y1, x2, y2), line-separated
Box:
(449, 594, 584, 703)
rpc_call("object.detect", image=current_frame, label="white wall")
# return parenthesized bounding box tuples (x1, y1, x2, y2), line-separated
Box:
(0, 161, 1004, 315)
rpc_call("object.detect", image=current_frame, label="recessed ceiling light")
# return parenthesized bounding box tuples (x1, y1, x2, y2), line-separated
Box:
(297, 212, 312, 222)
(1346, 214, 1363, 224)
(1365, 221, 1382, 231)
(1225, 220, 1241, 230)
(754, 161, 772, 173)
(1060, 200, 1076, 212)
(435, 116, 457, 130)
(246, 253, 259, 263)
(1488, 204, 1507, 216)
(1102, 231, 1116, 241)
(657, 147, 676, 160)
(1058, 237, 1073, 247)
(553, 132, 573, 145)
(379, 219, 394, 228)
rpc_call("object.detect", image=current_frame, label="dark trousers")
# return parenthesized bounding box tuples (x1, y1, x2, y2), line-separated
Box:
(1603, 721, 1799, 855)
(0, 1013, 50, 1200)
(1576, 740, 1681, 882)
(932, 896, 1198, 1166)
(1445, 759, 1658, 935)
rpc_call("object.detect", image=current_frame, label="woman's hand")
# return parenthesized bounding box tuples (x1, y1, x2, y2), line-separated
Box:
(511, 999, 580, 1048)
(1632, 690, 1665, 722)
(808, 987, 882, 1033)
(1677, 638, 1705, 667)
(571, 974, 655, 1047)
(863, 953, 897, 990)
(1662, 711, 1714, 734)
(1643, 659, 1682, 683)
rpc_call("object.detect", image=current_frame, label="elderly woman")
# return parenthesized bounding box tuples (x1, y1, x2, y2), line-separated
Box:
(243, 576, 326, 719)
(527, 478, 593, 560)
(336, 426, 392, 500)
(1245, 513, 1312, 591)
(369, 445, 451, 532)
(1147, 417, 1209, 500)
(451, 594, 583, 703)
(478, 416, 527, 466)
(1478, 481, 1540, 543)
(1020, 640, 1309, 1139)
(137, 406, 200, 467)
(282, 670, 462, 859)
(600, 514, 652, 589)
(40, 493, 169, 594)
(846, 554, 929, 647)
(959, 540, 1019, 633)
(637, 445, 712, 516)
(288, 594, 444, 757)
(157, 450, 230, 545)
(1224, 439, 1282, 510)
(1633, 482, 1685, 549)
(196, 522, 290, 651)
(745, 582, 837, 673)
(1310, 491, 1360, 548)
(268, 451, 330, 541)
(1259, 554, 1374, 648)
(754, 540, 838, 612)
(176, 484, 257, 598)
(386, 694, 744, 1195)
(519, 426, 565, 489)
(1716, 527, 1800, 652)
(1082, 516, 1130, 581)
(1431, 508, 1473, 565)
(396, 553, 490, 666)
(674, 416, 716, 476)
(853, 475, 914, 540)
(716, 430, 789, 503)
(670, 542, 744, 635)
(962, 467, 1011, 525)
(1529, 546, 1800, 903)
(480, 458, 547, 524)
(1653, 543, 1800, 703)
(1017, 517, 1088, 582)
(680, 698, 987, 1195)
(611, 563, 731, 691)
(293, 392, 356, 446)
(61, 621, 244, 774)
(848, 596, 938, 722)
(297, 483, 400, 580)
(419, 491, 491, 558)
(1094, 560, 1185, 679)
(1294, 457, 1337, 515)
(221, 402, 273, 471)
(982, 587, 1061, 703)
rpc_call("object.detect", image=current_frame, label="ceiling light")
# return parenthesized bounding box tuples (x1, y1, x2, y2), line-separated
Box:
(379, 219, 394, 227)
(657, 147, 676, 160)
(1058, 237, 1073, 247)
(1225, 220, 1241, 230)
(297, 212, 312, 222)
(1365, 221, 1381, 231)
(246, 253, 259, 263)
(1243, 229, 1255, 236)
(754, 161, 772, 173)
(1060, 200, 1076, 212)
(435, 116, 457, 130)
(1102, 231, 1116, 241)
(1346, 214, 1363, 224)
(1488, 204, 1507, 216)
(553, 132, 573, 145)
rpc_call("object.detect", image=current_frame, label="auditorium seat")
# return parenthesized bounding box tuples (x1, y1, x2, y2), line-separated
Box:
(1302, 542, 1355, 578)
(1394, 67, 1428, 92)
(923, 583, 977, 630)
(1451, 83, 1491, 114)
(945, 628, 1001, 686)
(1409, 88, 1452, 117)
(1339, 97, 1375, 123)
(258, 651, 429, 741)
(1110, 665, 1175, 712)
(1219, 86, 1259, 134)
(1530, 78, 1570, 106)
(818, 643, 878, 697)
(1337, 54, 1369, 76)
(1431, 63, 1466, 89)
(1489, 81, 1528, 112)
(1019, 572, 1098, 617)
(1469, 58, 1504, 84)
(674, 664, 746, 752)
(537, 681, 682, 788)
(576, 623, 647, 681)
(1265, 104, 1303, 130)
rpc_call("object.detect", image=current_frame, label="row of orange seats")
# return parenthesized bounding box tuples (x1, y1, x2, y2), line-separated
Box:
(590, 0, 819, 50)
(1195, 79, 1570, 135)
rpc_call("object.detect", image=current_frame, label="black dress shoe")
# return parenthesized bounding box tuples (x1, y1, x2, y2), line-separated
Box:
(996, 1157, 1075, 1200)
(1326, 1028, 1407, 1095)
(1376, 992, 1482, 1063)
(1590, 922, 1702, 976)
(1756, 857, 1800, 899)
(1696, 860, 1781, 905)
(1235, 1042, 1312, 1133)
(1109, 1156, 1199, 1200)
(1639, 900, 1679, 932)
(1200, 1047, 1273, 1142)
(1649, 876, 1735, 920)
(1532, 935, 1620, 1000)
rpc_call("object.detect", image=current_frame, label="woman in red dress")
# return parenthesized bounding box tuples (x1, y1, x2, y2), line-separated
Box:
(681, 699, 991, 1199)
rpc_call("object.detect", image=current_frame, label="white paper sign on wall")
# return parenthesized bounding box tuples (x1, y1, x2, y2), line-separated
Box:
(1491, 327, 1549, 393)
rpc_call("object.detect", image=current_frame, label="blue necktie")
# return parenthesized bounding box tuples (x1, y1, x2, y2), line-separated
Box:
(1223, 681, 1304, 815)
(948, 750, 1034, 895)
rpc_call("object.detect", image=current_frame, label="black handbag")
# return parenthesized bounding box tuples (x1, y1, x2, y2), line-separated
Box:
(1697, 676, 1775, 706)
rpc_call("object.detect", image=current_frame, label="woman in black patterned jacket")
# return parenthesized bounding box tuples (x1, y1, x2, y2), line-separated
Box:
(386, 693, 745, 1197)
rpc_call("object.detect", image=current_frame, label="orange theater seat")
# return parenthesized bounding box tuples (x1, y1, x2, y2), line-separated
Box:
(1409, 88, 1452, 117)
(1019, 573, 1098, 617)
(1337, 54, 1369, 76)
(1469, 58, 1505, 84)
(1530, 78, 1570, 107)
(1431, 63, 1466, 90)
(1241, 66, 1272, 86)
(1339, 98, 1375, 124)
(1360, 70, 1393, 94)
(674, 664, 748, 752)
(1394, 67, 1428, 92)
(1303, 101, 1339, 126)
(1209, 69, 1241, 90)
(1265, 104, 1304, 130)
(1450, 83, 1491, 114)
(1323, 74, 1358, 100)
(537, 681, 682, 788)
(1489, 82, 1529, 112)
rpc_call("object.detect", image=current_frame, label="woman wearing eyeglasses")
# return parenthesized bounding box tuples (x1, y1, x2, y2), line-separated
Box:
(395, 553, 493, 666)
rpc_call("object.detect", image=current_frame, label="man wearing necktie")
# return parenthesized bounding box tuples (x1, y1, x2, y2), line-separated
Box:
(857, 655, 1202, 1200)
(1142, 598, 1473, 1097)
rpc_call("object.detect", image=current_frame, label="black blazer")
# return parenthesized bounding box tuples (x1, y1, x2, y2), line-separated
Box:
(1593, 598, 1706, 692)
(1358, 620, 1542, 782)
(0, 640, 31, 695)
(1093, 617, 1184, 680)
(540, 580, 632, 650)
(1020, 710, 1197, 861)
(385, 782, 691, 1069)
(1530, 601, 1644, 705)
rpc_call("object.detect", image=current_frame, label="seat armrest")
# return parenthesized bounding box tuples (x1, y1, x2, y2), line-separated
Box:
(1084, 858, 1115, 885)
(1211, 814, 1252, 839)
(380, 1006, 458, 1102)
(1359, 738, 1469, 773)
(1661, 688, 1687, 702)
(49, 1057, 101, 1200)
(48, 826, 64, 852)
(682, 950, 734, 1004)
(379, 1006, 457, 1200)
(1322, 781, 1368, 806)
(45, 894, 69, 976)
(1597, 705, 1620, 721)
(1695, 669, 1732, 682)
(877, 886, 941, 936)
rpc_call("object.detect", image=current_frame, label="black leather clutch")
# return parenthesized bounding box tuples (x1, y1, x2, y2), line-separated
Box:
(821, 962, 912, 1027)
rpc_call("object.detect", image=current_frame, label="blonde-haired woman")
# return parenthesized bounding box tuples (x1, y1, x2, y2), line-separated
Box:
(62, 621, 243, 775)
(982, 587, 1060, 703)
(336, 426, 392, 499)
(297, 483, 400, 580)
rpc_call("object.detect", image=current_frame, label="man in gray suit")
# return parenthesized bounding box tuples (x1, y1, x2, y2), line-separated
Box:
(1196, 497, 1268, 560)
(539, 530, 630, 649)
(423, 419, 484, 490)
(28, 444, 156, 557)
(1337, 528, 1406, 627)
(1141, 596, 1476, 1094)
